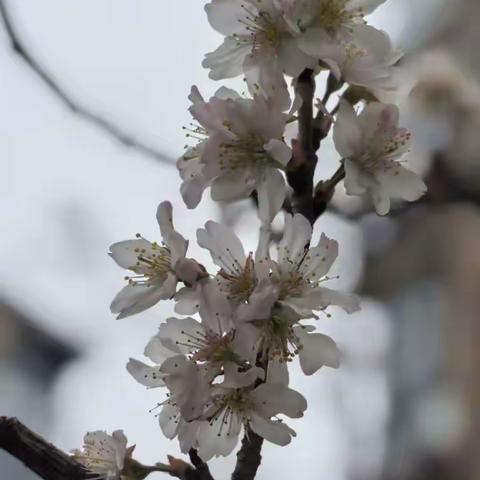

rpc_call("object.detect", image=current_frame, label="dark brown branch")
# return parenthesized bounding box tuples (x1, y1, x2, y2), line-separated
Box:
(231, 430, 264, 480)
(287, 69, 317, 224)
(0, 417, 216, 480)
(186, 449, 215, 480)
(0, 416, 95, 480)
(313, 164, 345, 218)
(0, 0, 172, 165)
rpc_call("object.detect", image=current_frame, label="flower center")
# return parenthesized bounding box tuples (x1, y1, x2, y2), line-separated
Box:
(257, 313, 303, 363)
(312, 0, 362, 33)
(125, 239, 171, 287)
(217, 254, 256, 303)
(193, 333, 237, 363)
(217, 135, 276, 174)
(278, 271, 306, 300)
(237, 6, 281, 48)
(358, 131, 412, 173)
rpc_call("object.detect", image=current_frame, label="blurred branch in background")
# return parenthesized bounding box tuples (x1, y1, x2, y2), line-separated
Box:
(0, 0, 173, 165)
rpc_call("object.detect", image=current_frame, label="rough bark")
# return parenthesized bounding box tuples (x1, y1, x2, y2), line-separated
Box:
(231, 430, 264, 480)
(0, 417, 95, 480)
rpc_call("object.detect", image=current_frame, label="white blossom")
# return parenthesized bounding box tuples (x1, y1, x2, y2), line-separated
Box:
(203, 0, 315, 108)
(270, 213, 360, 316)
(333, 100, 427, 214)
(196, 380, 306, 461)
(127, 302, 263, 420)
(109, 202, 198, 319)
(179, 86, 290, 216)
(71, 430, 131, 480)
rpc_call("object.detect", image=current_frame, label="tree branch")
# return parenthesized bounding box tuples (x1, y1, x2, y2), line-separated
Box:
(0, 417, 216, 480)
(231, 430, 263, 480)
(287, 69, 317, 224)
(0, 0, 172, 165)
(0, 416, 95, 480)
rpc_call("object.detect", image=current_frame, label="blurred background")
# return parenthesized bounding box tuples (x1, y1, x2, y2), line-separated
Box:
(1, 1, 479, 479)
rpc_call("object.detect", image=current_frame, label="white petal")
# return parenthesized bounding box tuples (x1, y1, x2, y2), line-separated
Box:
(161, 356, 210, 421)
(232, 323, 260, 364)
(178, 421, 201, 453)
(297, 27, 345, 62)
(303, 287, 362, 314)
(249, 413, 295, 446)
(197, 279, 234, 334)
(243, 46, 291, 112)
(174, 285, 201, 315)
(256, 168, 286, 225)
(333, 100, 363, 159)
(214, 86, 242, 100)
(167, 231, 189, 266)
(188, 85, 204, 105)
(266, 359, 289, 386)
(203, 36, 250, 80)
(376, 166, 427, 202)
(294, 328, 341, 375)
(110, 278, 176, 319)
(180, 173, 209, 209)
(277, 213, 312, 268)
(344, 158, 368, 196)
(109, 239, 152, 270)
(210, 171, 257, 201)
(205, 0, 251, 36)
(277, 37, 317, 77)
(236, 279, 278, 322)
(251, 384, 307, 419)
(126, 358, 166, 388)
(222, 363, 264, 388)
(300, 233, 338, 279)
(264, 139, 291, 167)
(156, 201, 174, 240)
(371, 185, 391, 216)
(197, 221, 246, 274)
(144, 334, 176, 363)
(159, 317, 205, 356)
(111, 430, 128, 470)
(197, 412, 241, 461)
(158, 402, 180, 439)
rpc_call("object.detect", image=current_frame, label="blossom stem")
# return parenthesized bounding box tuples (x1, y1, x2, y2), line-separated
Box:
(287, 69, 318, 224)
(231, 429, 264, 480)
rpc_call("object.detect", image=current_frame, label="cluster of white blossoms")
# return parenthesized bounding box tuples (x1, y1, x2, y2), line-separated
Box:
(110, 204, 358, 461)
(74, 1, 427, 478)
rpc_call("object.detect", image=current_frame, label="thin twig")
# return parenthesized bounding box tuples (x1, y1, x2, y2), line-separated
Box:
(0, 0, 172, 164)
(313, 163, 345, 218)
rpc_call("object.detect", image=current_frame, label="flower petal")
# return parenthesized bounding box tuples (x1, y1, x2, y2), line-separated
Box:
(257, 168, 286, 226)
(158, 402, 180, 439)
(126, 358, 166, 388)
(158, 317, 205, 356)
(197, 412, 241, 461)
(249, 413, 295, 446)
(251, 384, 307, 419)
(197, 221, 246, 273)
(333, 100, 363, 159)
(110, 277, 176, 319)
(294, 328, 341, 375)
